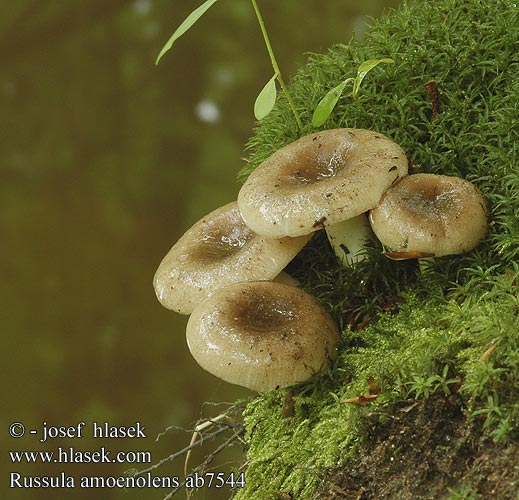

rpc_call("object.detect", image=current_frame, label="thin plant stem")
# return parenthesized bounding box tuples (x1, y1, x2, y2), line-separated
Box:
(250, 0, 303, 131)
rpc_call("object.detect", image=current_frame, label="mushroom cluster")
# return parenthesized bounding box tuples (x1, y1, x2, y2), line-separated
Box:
(153, 198, 339, 391)
(154, 128, 487, 391)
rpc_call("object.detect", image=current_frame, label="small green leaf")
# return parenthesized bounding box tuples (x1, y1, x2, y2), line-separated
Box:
(254, 75, 277, 121)
(352, 58, 394, 98)
(156, 0, 219, 65)
(311, 78, 353, 127)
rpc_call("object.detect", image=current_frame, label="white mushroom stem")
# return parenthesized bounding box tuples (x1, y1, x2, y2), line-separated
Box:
(325, 213, 373, 266)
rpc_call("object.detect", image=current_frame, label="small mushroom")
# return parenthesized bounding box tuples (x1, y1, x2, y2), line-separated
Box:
(153, 202, 310, 314)
(186, 281, 340, 392)
(237, 128, 408, 238)
(369, 173, 488, 257)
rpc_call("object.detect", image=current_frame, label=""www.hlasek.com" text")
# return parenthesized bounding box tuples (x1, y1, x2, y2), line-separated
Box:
(10, 447, 151, 464)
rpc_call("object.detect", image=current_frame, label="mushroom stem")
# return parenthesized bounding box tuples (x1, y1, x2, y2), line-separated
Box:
(325, 213, 373, 266)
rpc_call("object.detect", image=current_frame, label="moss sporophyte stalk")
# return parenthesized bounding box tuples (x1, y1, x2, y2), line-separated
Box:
(154, 0, 519, 498)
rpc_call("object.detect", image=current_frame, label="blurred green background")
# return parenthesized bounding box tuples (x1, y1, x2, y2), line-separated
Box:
(1, 1, 399, 498)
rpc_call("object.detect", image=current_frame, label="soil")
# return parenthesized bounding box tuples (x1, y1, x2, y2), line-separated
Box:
(317, 396, 519, 500)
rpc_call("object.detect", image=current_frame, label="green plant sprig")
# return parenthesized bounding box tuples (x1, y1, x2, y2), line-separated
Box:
(311, 58, 394, 127)
(155, 0, 219, 64)
(250, 0, 303, 130)
(156, 0, 302, 130)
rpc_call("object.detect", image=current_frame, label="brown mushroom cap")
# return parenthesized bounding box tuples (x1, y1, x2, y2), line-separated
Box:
(186, 281, 340, 392)
(237, 128, 408, 238)
(369, 173, 488, 256)
(153, 201, 310, 315)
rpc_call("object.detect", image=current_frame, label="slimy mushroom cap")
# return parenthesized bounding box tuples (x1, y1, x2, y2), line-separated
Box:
(186, 281, 340, 392)
(237, 128, 408, 238)
(369, 173, 488, 257)
(153, 202, 310, 314)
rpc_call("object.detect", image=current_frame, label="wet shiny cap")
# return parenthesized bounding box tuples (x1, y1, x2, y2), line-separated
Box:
(237, 128, 408, 238)
(186, 281, 340, 392)
(369, 173, 488, 257)
(153, 202, 310, 315)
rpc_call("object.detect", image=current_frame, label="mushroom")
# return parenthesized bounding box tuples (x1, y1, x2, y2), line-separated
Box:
(186, 281, 340, 392)
(153, 201, 310, 315)
(369, 173, 488, 258)
(237, 128, 408, 265)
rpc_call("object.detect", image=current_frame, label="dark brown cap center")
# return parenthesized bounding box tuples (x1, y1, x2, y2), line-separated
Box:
(192, 221, 255, 261)
(229, 289, 297, 333)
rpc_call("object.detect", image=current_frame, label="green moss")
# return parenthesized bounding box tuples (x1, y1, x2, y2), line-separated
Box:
(454, 269, 519, 441)
(234, 0, 519, 498)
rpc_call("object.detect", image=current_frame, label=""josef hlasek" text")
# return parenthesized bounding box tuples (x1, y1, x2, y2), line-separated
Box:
(39, 422, 146, 443)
